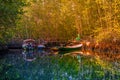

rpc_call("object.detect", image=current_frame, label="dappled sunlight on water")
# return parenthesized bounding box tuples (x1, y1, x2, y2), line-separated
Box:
(0, 50, 120, 80)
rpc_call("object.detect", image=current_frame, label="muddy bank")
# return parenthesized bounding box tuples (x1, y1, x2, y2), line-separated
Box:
(81, 41, 120, 53)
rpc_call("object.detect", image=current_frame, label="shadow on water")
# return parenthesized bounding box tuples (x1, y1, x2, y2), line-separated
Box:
(0, 49, 120, 80)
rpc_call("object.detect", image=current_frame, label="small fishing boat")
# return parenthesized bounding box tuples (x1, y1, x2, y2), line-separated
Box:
(59, 43, 83, 51)
(22, 39, 36, 50)
(57, 44, 82, 54)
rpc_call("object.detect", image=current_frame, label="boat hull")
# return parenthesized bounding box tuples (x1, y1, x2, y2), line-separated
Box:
(58, 47, 82, 54)
(22, 39, 36, 50)
(58, 44, 82, 54)
(37, 45, 45, 50)
(59, 47, 81, 51)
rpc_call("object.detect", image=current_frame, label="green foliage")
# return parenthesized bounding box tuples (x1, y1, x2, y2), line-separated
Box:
(1, 0, 120, 42)
(0, 0, 26, 27)
(15, 0, 78, 41)
(0, 0, 27, 42)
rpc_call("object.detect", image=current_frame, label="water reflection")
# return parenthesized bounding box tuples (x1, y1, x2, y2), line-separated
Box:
(0, 50, 120, 80)
(22, 49, 52, 62)
(38, 49, 48, 56)
(22, 50, 36, 62)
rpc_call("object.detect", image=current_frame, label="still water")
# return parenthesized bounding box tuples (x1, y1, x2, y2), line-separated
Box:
(0, 49, 120, 80)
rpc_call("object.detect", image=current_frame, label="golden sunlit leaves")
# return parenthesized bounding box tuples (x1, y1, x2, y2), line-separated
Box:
(95, 0, 105, 4)
(2, 0, 119, 43)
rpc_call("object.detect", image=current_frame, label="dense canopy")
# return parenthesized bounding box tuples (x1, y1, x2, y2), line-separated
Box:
(0, 0, 120, 43)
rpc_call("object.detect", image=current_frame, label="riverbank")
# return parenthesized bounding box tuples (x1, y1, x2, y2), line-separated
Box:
(1, 40, 120, 53)
(81, 41, 120, 53)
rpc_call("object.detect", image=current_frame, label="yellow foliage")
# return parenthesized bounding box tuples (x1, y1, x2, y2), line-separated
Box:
(95, 27, 120, 42)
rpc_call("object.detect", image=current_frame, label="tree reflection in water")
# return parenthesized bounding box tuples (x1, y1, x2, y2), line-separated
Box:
(22, 50, 36, 62)
(0, 50, 119, 80)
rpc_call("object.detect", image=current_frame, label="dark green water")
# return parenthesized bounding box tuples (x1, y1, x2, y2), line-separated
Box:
(0, 50, 120, 80)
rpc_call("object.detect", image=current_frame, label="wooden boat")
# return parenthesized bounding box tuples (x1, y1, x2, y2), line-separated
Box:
(51, 47, 59, 51)
(59, 44, 83, 51)
(37, 44, 45, 50)
(22, 39, 36, 50)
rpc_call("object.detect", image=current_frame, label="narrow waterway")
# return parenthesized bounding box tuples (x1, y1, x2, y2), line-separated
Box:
(0, 49, 120, 80)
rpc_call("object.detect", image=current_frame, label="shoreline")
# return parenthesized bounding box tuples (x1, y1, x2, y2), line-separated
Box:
(1, 41, 120, 53)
